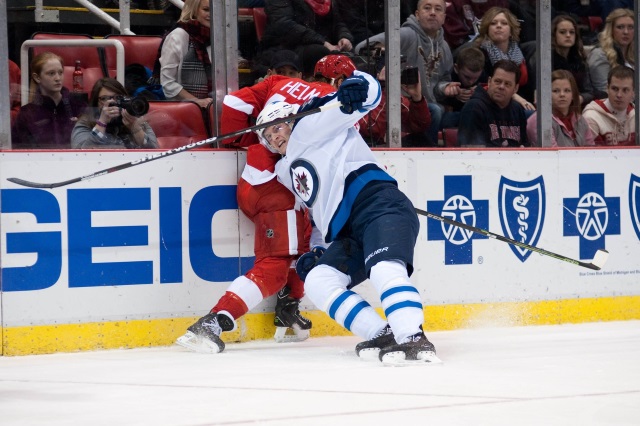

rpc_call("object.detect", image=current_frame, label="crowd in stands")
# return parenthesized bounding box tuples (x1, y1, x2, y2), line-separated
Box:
(7, 0, 638, 149)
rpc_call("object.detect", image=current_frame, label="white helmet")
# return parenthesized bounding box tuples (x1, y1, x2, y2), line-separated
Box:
(255, 101, 299, 152)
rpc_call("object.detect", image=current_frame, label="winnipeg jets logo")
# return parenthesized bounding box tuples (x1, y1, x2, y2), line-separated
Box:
(576, 192, 608, 241)
(498, 176, 545, 262)
(294, 170, 311, 197)
(441, 195, 475, 245)
(289, 159, 319, 207)
(630, 174, 640, 240)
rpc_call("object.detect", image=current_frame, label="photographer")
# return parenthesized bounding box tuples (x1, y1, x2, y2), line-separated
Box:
(71, 78, 158, 149)
(358, 47, 432, 147)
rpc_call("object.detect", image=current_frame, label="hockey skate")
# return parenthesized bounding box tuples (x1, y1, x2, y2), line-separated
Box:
(355, 324, 396, 361)
(176, 312, 225, 354)
(378, 329, 442, 366)
(273, 287, 312, 343)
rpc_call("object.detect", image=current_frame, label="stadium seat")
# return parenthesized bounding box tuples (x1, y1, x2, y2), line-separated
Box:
(253, 8, 267, 42)
(31, 32, 107, 94)
(442, 128, 459, 147)
(145, 100, 211, 149)
(104, 34, 162, 76)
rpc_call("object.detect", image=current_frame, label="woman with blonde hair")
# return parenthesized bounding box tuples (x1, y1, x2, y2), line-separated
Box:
(12, 52, 86, 148)
(473, 6, 533, 111)
(474, 7, 527, 87)
(156, 0, 213, 108)
(526, 70, 595, 147)
(588, 8, 635, 92)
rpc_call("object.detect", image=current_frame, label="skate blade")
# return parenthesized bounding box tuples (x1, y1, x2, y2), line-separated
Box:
(357, 348, 382, 361)
(381, 351, 443, 367)
(176, 331, 223, 354)
(274, 326, 310, 343)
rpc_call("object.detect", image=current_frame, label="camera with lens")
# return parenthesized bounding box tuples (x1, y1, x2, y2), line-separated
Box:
(400, 66, 419, 85)
(110, 96, 149, 117)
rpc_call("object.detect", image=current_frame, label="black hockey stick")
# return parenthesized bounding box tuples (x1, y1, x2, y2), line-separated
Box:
(415, 207, 609, 271)
(6, 102, 342, 189)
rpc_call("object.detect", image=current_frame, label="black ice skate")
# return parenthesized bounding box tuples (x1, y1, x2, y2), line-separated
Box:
(355, 324, 396, 361)
(176, 312, 225, 354)
(378, 329, 442, 366)
(274, 287, 312, 343)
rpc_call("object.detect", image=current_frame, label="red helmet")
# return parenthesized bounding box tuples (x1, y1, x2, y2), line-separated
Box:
(314, 54, 357, 80)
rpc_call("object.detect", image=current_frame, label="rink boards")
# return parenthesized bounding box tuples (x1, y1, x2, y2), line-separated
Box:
(1, 148, 639, 355)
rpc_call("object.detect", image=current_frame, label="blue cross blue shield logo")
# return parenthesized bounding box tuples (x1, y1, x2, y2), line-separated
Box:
(563, 174, 620, 260)
(427, 175, 489, 265)
(498, 176, 546, 262)
(630, 174, 640, 241)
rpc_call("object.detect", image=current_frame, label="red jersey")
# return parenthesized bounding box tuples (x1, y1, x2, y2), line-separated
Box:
(221, 75, 335, 148)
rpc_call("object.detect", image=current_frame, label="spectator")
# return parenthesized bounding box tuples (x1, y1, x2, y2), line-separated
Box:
(9, 59, 21, 127)
(266, 49, 303, 79)
(526, 70, 595, 147)
(355, 0, 453, 146)
(582, 66, 636, 146)
(552, 14, 603, 106)
(156, 0, 213, 108)
(334, 0, 413, 46)
(587, 8, 635, 93)
(436, 46, 486, 129)
(442, 0, 509, 52)
(473, 6, 534, 110)
(12, 52, 86, 149)
(458, 59, 530, 147)
(258, 0, 354, 79)
(71, 78, 158, 149)
(358, 50, 431, 147)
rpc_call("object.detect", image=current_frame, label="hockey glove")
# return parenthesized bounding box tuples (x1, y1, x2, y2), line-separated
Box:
(337, 75, 369, 114)
(295, 246, 327, 282)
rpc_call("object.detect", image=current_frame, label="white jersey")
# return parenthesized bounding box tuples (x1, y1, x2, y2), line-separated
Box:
(275, 71, 394, 243)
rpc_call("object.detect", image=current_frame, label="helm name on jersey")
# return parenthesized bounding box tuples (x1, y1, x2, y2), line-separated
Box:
(290, 159, 319, 207)
(280, 81, 326, 103)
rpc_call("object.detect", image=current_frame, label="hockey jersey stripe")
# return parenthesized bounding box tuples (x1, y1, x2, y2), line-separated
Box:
(327, 165, 396, 242)
(286, 209, 299, 255)
(343, 300, 369, 331)
(385, 300, 423, 317)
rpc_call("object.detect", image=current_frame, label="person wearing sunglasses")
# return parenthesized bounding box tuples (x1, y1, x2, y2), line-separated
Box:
(71, 78, 158, 149)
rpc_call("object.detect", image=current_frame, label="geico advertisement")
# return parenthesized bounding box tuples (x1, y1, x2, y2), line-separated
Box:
(1, 149, 640, 323)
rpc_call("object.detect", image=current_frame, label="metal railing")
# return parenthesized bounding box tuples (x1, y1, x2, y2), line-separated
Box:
(20, 38, 125, 105)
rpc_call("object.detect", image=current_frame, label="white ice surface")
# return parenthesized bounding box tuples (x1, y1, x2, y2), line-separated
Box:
(1, 320, 639, 426)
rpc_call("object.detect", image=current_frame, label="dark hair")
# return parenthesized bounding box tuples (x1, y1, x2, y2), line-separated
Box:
(552, 70, 581, 116)
(455, 46, 485, 72)
(551, 15, 586, 62)
(608, 65, 635, 86)
(87, 77, 128, 108)
(77, 78, 130, 130)
(492, 59, 521, 84)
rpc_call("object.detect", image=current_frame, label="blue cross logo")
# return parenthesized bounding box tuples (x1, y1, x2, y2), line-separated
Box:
(563, 174, 620, 260)
(427, 175, 489, 265)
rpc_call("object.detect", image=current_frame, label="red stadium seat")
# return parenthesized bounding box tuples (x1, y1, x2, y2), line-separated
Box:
(443, 128, 459, 148)
(104, 34, 162, 76)
(31, 32, 107, 95)
(253, 8, 267, 42)
(145, 100, 211, 149)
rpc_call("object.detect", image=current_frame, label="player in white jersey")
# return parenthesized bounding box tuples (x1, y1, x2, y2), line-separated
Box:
(255, 70, 440, 365)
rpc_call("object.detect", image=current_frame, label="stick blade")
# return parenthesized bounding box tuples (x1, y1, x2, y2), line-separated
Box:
(6, 177, 55, 189)
(591, 249, 609, 270)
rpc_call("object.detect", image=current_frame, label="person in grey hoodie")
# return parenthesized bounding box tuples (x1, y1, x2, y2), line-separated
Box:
(356, 0, 453, 145)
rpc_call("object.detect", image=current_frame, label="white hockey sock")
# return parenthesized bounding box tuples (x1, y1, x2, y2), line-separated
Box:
(305, 265, 386, 339)
(370, 260, 424, 343)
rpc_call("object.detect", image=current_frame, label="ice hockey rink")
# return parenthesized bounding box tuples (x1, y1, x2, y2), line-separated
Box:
(1, 320, 639, 426)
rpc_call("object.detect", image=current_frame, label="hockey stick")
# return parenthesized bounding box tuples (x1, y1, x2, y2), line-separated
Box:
(415, 207, 609, 271)
(6, 102, 342, 189)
